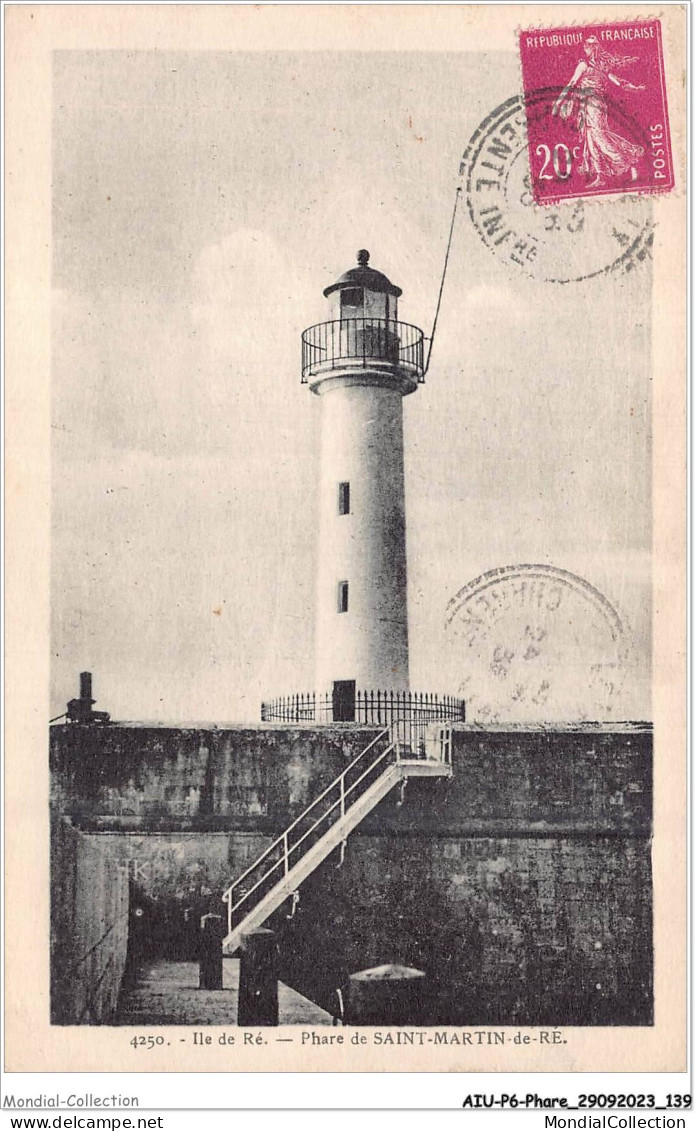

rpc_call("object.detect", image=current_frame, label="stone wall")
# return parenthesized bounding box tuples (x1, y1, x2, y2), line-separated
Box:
(50, 723, 380, 831)
(50, 723, 651, 836)
(278, 831, 651, 1025)
(50, 817, 130, 1024)
(50, 721, 652, 1025)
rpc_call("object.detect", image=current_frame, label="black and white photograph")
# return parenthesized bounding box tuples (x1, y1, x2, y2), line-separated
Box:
(4, 2, 687, 1080)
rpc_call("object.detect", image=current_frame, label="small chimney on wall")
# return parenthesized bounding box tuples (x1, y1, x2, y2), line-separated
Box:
(66, 671, 111, 725)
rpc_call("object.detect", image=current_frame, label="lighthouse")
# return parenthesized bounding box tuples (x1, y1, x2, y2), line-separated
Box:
(303, 250, 423, 720)
(261, 248, 463, 732)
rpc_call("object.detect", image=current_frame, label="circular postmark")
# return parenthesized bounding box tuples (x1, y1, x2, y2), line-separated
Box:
(445, 564, 630, 723)
(460, 92, 655, 283)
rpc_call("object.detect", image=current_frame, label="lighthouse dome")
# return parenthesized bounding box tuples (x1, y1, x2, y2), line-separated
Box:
(323, 250, 402, 298)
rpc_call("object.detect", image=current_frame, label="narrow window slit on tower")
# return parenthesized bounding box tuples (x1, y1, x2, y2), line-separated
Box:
(338, 580, 349, 613)
(338, 481, 350, 515)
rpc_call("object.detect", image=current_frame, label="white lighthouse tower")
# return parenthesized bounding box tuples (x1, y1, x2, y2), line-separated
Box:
(304, 250, 422, 720)
(261, 248, 463, 732)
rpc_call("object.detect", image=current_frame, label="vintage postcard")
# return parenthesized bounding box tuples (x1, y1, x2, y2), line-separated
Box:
(4, 3, 687, 1080)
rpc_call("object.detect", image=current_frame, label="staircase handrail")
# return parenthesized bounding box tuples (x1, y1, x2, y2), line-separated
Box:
(226, 739, 397, 922)
(223, 726, 390, 906)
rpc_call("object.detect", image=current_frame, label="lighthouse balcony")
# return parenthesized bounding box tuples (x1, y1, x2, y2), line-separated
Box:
(301, 317, 425, 387)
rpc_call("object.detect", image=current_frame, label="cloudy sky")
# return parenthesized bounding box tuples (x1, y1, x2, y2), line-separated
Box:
(51, 48, 651, 723)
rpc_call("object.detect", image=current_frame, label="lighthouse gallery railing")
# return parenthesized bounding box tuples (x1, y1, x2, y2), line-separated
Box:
(301, 317, 425, 383)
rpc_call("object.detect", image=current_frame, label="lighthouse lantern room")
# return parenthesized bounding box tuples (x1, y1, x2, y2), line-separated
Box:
(301, 249, 423, 394)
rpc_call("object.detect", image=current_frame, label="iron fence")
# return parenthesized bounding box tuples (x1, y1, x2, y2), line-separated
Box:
(301, 318, 425, 384)
(261, 689, 464, 726)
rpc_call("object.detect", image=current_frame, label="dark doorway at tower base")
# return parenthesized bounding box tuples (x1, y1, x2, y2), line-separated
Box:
(332, 680, 356, 721)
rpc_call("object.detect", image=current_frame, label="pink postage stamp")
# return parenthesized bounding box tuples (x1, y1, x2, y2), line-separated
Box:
(519, 19, 674, 204)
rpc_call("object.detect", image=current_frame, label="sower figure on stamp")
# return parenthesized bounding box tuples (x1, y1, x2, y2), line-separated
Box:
(552, 36, 645, 188)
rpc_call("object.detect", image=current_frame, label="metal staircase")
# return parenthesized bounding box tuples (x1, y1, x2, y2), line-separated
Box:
(222, 721, 453, 953)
